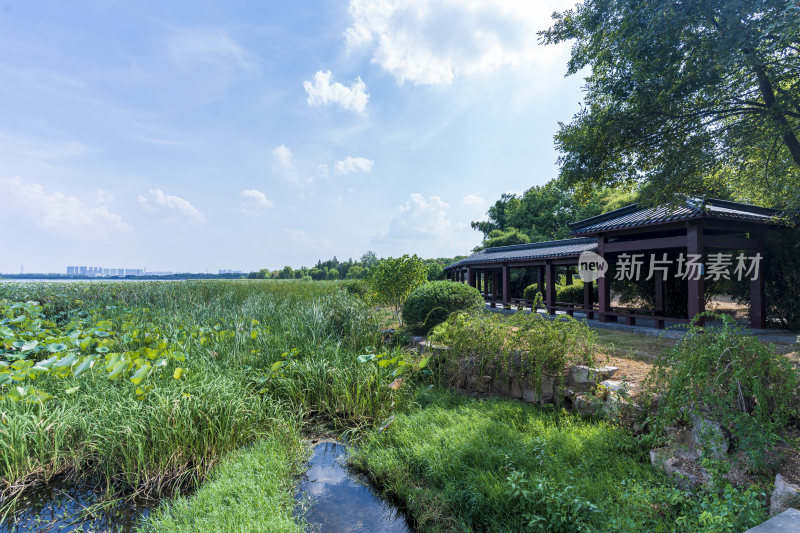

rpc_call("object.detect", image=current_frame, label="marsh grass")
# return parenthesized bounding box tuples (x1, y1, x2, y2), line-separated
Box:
(0, 280, 408, 526)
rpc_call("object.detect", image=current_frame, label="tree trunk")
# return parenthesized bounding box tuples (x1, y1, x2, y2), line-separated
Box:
(755, 66, 800, 168)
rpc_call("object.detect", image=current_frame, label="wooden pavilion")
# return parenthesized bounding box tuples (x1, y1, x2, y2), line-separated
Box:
(444, 198, 791, 329)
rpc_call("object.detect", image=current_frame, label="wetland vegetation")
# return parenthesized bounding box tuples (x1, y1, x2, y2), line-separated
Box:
(0, 280, 791, 531)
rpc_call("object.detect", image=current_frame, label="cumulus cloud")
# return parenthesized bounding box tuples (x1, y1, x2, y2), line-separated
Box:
(462, 194, 484, 205)
(272, 144, 294, 172)
(137, 188, 205, 222)
(239, 189, 273, 216)
(344, 0, 564, 85)
(0, 176, 131, 235)
(303, 70, 369, 113)
(335, 156, 374, 175)
(376, 193, 452, 241)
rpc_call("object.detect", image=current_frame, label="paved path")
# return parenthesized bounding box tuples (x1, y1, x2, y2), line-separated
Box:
(485, 304, 798, 344)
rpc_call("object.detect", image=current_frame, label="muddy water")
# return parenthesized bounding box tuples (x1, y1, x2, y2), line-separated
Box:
(295, 442, 410, 533)
(0, 484, 152, 532)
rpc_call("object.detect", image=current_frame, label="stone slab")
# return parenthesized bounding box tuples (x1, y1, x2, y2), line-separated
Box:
(744, 508, 800, 533)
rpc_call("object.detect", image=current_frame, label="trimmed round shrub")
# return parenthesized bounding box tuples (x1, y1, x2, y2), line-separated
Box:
(402, 281, 484, 334)
(523, 284, 541, 302)
(556, 283, 597, 304)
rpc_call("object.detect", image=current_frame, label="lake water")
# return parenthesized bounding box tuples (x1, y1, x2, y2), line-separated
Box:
(294, 441, 410, 533)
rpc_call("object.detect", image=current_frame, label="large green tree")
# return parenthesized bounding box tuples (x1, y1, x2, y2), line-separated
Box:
(472, 179, 636, 244)
(542, 0, 800, 209)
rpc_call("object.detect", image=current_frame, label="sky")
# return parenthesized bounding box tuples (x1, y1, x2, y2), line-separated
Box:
(0, 0, 585, 274)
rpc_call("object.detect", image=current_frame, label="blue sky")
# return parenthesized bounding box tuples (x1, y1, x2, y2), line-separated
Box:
(0, 0, 583, 273)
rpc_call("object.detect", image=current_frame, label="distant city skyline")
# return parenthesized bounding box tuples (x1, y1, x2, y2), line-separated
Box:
(0, 1, 583, 273)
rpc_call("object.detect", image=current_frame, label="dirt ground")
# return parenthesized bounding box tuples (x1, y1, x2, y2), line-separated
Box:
(592, 328, 800, 397)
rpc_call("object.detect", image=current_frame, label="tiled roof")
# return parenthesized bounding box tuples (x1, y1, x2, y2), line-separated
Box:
(446, 237, 597, 269)
(569, 198, 783, 235)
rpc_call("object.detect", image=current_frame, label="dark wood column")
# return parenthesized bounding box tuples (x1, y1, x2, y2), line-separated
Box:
(467, 268, 475, 288)
(502, 265, 510, 308)
(597, 236, 614, 322)
(686, 222, 705, 321)
(545, 261, 556, 315)
(536, 267, 545, 307)
(490, 269, 498, 308)
(583, 281, 594, 320)
(654, 275, 665, 329)
(750, 236, 766, 329)
(565, 267, 573, 285)
(482, 272, 489, 299)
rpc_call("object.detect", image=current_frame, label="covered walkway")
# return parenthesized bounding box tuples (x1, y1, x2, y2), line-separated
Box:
(446, 198, 792, 330)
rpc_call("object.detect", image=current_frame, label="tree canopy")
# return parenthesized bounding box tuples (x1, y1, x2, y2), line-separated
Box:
(471, 179, 636, 247)
(541, 0, 800, 210)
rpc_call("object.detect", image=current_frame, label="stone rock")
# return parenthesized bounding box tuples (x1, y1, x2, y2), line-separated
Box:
(573, 394, 595, 416)
(509, 377, 523, 399)
(599, 380, 625, 393)
(650, 447, 708, 490)
(665, 426, 701, 461)
(568, 365, 619, 388)
(663, 457, 708, 490)
(770, 474, 800, 517)
(691, 416, 729, 459)
(595, 366, 619, 380)
(521, 375, 555, 404)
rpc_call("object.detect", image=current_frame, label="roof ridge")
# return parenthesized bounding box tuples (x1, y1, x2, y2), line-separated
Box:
(567, 203, 641, 230)
(481, 236, 596, 254)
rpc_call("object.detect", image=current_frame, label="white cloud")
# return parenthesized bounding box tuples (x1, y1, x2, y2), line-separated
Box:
(344, 0, 568, 86)
(272, 144, 294, 172)
(0, 176, 131, 235)
(462, 194, 484, 205)
(137, 188, 205, 223)
(96, 189, 114, 203)
(166, 29, 251, 69)
(377, 193, 452, 241)
(335, 156, 374, 175)
(316, 164, 330, 179)
(239, 189, 273, 216)
(303, 70, 369, 113)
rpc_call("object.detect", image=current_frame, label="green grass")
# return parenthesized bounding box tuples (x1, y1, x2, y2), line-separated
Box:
(0, 281, 772, 532)
(0, 281, 406, 521)
(352, 388, 766, 532)
(142, 429, 305, 533)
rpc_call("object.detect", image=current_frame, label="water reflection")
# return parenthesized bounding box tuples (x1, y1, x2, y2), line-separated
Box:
(295, 442, 410, 533)
(0, 485, 150, 533)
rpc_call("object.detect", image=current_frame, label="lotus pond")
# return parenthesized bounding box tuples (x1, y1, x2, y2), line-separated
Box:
(0, 281, 769, 531)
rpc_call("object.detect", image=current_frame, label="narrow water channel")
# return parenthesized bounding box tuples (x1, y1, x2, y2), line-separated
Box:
(294, 441, 410, 533)
(0, 484, 151, 532)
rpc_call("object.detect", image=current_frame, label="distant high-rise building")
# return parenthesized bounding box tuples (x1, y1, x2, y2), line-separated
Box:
(218, 269, 243, 274)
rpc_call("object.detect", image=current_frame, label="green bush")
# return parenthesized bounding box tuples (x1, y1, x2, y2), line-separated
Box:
(523, 284, 541, 302)
(429, 310, 598, 384)
(556, 283, 597, 304)
(523, 283, 596, 305)
(402, 281, 484, 334)
(644, 313, 800, 462)
(340, 278, 370, 298)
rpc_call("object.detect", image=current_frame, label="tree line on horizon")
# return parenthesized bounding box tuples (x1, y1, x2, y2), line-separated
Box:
(247, 251, 465, 283)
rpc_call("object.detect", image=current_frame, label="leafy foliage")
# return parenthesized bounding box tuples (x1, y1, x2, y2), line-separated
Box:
(541, 0, 800, 210)
(471, 180, 636, 243)
(644, 313, 800, 461)
(0, 301, 191, 402)
(402, 281, 484, 334)
(429, 311, 598, 389)
(369, 254, 429, 319)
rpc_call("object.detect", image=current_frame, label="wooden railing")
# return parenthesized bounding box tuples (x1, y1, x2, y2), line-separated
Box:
(489, 296, 687, 329)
